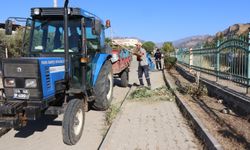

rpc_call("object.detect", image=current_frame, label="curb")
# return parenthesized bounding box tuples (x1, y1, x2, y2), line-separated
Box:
(162, 69, 223, 150)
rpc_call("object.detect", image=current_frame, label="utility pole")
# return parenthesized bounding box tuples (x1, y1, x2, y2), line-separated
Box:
(53, 0, 58, 7)
(110, 27, 113, 40)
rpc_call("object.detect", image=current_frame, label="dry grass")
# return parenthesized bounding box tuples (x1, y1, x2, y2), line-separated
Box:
(105, 104, 120, 126)
(102, 104, 121, 137)
(176, 80, 208, 98)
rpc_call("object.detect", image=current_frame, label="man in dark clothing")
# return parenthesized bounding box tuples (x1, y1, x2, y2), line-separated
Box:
(134, 42, 151, 89)
(154, 49, 162, 70)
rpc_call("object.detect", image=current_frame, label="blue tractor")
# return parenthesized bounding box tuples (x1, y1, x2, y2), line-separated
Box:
(0, 0, 113, 145)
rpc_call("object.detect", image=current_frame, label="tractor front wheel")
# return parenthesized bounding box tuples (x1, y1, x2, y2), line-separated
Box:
(62, 99, 85, 145)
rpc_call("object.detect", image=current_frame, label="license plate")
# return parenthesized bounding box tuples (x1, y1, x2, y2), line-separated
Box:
(13, 89, 30, 99)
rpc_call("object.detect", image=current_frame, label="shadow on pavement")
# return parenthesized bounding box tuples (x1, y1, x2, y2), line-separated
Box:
(113, 78, 132, 88)
(113, 78, 121, 87)
(14, 115, 61, 138)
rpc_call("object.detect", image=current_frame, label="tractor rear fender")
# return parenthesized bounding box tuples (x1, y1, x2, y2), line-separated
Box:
(92, 53, 112, 86)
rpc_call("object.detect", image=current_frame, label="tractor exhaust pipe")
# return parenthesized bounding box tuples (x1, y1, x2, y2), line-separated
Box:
(64, 0, 69, 89)
(53, 0, 58, 7)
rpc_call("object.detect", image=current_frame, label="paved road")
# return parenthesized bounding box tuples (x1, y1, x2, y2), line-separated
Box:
(0, 66, 132, 150)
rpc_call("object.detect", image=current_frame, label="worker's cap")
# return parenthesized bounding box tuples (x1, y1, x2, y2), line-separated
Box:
(135, 42, 142, 46)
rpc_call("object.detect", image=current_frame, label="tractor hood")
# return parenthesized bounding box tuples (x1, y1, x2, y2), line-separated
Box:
(2, 57, 65, 100)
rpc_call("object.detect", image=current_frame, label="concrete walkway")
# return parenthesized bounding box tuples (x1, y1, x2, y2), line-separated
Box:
(100, 58, 200, 150)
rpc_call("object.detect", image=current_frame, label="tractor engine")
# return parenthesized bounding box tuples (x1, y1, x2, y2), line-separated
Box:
(3, 57, 65, 100)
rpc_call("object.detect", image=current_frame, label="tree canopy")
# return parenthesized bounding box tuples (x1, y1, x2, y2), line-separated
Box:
(142, 41, 155, 53)
(105, 37, 112, 45)
(0, 28, 23, 57)
(162, 42, 175, 54)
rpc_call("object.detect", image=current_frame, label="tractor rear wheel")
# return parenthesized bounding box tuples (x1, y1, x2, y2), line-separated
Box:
(92, 61, 113, 110)
(120, 69, 129, 87)
(62, 99, 85, 145)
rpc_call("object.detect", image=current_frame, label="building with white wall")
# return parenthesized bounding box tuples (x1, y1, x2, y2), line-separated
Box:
(112, 38, 141, 47)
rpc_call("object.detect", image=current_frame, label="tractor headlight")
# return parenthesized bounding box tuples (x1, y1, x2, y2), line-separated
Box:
(34, 8, 41, 15)
(4, 78, 16, 87)
(25, 79, 37, 88)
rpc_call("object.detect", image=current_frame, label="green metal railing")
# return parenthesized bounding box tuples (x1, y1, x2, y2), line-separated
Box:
(176, 31, 250, 93)
(176, 48, 190, 68)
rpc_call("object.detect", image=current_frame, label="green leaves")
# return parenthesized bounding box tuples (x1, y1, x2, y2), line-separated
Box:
(142, 41, 155, 53)
(129, 87, 152, 99)
(105, 37, 112, 45)
(129, 86, 175, 102)
(162, 42, 174, 54)
(0, 28, 23, 57)
(164, 56, 177, 70)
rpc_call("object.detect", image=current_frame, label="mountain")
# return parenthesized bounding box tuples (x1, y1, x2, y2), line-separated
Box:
(172, 23, 250, 49)
(113, 23, 250, 49)
(215, 23, 250, 38)
(173, 35, 213, 48)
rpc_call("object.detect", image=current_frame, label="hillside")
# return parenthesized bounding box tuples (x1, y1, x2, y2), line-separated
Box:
(173, 23, 250, 49)
(173, 35, 212, 48)
(215, 23, 250, 38)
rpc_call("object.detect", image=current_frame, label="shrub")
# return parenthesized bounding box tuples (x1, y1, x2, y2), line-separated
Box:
(176, 81, 208, 98)
(164, 56, 177, 70)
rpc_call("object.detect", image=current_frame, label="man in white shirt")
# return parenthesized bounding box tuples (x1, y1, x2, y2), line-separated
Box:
(134, 42, 151, 89)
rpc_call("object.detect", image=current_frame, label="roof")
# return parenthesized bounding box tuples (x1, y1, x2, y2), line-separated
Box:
(31, 7, 103, 24)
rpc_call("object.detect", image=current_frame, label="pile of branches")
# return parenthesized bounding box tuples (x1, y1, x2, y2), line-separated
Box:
(129, 86, 175, 102)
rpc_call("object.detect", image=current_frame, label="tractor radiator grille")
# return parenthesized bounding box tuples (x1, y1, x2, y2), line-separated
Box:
(45, 67, 51, 89)
(4, 63, 38, 78)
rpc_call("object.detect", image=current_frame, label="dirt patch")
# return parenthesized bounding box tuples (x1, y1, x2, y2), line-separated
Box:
(169, 67, 250, 150)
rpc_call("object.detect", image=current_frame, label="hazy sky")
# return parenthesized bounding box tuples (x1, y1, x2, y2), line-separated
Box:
(0, 0, 249, 42)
